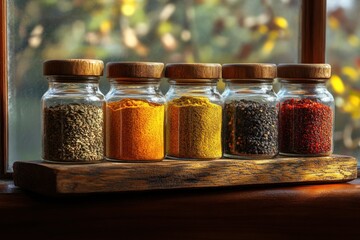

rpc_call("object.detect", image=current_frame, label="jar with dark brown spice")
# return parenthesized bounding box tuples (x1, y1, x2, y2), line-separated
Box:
(41, 59, 105, 163)
(222, 63, 278, 159)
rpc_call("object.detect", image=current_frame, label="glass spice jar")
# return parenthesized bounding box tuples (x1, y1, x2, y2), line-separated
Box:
(41, 59, 105, 163)
(277, 63, 334, 156)
(165, 63, 223, 160)
(222, 63, 278, 159)
(104, 62, 165, 162)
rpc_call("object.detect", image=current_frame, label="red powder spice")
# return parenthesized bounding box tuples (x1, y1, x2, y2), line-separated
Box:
(279, 99, 333, 155)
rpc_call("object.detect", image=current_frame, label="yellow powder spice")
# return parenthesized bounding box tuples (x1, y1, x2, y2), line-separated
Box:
(166, 96, 222, 159)
(105, 98, 165, 161)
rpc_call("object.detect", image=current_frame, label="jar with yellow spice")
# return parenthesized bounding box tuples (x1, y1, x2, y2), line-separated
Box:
(104, 62, 165, 161)
(165, 63, 223, 160)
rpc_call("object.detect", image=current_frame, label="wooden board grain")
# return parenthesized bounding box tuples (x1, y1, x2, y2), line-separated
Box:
(12, 155, 357, 196)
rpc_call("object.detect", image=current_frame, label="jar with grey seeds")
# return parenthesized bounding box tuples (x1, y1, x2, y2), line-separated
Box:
(41, 59, 105, 163)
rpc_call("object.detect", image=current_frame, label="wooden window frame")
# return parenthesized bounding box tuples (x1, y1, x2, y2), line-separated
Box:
(0, 0, 326, 178)
(1, 1, 9, 178)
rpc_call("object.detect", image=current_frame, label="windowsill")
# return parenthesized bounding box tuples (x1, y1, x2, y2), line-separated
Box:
(1, 178, 360, 238)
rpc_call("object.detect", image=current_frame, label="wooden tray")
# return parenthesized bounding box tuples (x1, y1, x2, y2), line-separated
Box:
(13, 155, 358, 196)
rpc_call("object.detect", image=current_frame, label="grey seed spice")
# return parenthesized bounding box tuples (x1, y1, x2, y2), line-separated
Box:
(43, 103, 103, 162)
(223, 99, 278, 158)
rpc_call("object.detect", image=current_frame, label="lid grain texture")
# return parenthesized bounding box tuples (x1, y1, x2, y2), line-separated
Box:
(222, 63, 276, 80)
(277, 63, 331, 79)
(106, 62, 164, 79)
(165, 63, 221, 79)
(43, 59, 104, 76)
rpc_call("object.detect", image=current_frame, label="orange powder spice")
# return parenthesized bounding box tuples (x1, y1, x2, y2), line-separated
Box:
(105, 98, 165, 161)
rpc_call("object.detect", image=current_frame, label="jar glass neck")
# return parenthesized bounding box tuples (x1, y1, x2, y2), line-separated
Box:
(225, 82, 273, 93)
(109, 80, 161, 94)
(280, 81, 327, 90)
(168, 83, 218, 93)
(169, 80, 218, 87)
(48, 82, 100, 87)
(48, 81, 100, 94)
(278, 82, 330, 96)
(110, 80, 159, 88)
(47, 75, 100, 83)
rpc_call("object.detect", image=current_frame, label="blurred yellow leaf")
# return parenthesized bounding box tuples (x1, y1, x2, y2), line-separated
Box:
(274, 17, 288, 29)
(351, 111, 360, 119)
(258, 25, 268, 34)
(328, 16, 339, 29)
(261, 31, 277, 55)
(218, 79, 225, 92)
(348, 94, 360, 119)
(100, 20, 111, 34)
(269, 30, 278, 40)
(347, 34, 359, 47)
(121, 0, 137, 16)
(329, 75, 345, 94)
(157, 21, 172, 36)
(343, 102, 352, 113)
(342, 93, 360, 119)
(261, 39, 275, 55)
(342, 66, 359, 81)
(349, 95, 360, 106)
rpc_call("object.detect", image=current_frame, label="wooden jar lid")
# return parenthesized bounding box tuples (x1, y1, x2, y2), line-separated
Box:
(106, 62, 164, 79)
(165, 63, 221, 80)
(222, 63, 276, 81)
(277, 64, 331, 80)
(43, 59, 104, 76)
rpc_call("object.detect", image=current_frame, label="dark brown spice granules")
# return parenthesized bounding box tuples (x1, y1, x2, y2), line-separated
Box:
(279, 98, 333, 155)
(223, 99, 278, 158)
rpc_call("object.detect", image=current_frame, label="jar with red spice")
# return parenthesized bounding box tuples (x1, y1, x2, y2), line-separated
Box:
(277, 64, 334, 156)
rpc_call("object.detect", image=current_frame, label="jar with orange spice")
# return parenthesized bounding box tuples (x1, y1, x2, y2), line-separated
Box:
(104, 62, 165, 161)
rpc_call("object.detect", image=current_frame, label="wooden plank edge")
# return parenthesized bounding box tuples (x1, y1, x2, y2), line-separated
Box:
(12, 155, 358, 196)
(13, 161, 58, 196)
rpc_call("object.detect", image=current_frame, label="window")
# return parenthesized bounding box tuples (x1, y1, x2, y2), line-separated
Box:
(326, 0, 360, 157)
(1, 0, 358, 176)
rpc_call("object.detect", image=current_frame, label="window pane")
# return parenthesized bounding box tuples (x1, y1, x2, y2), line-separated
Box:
(7, 0, 300, 171)
(327, 0, 360, 161)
